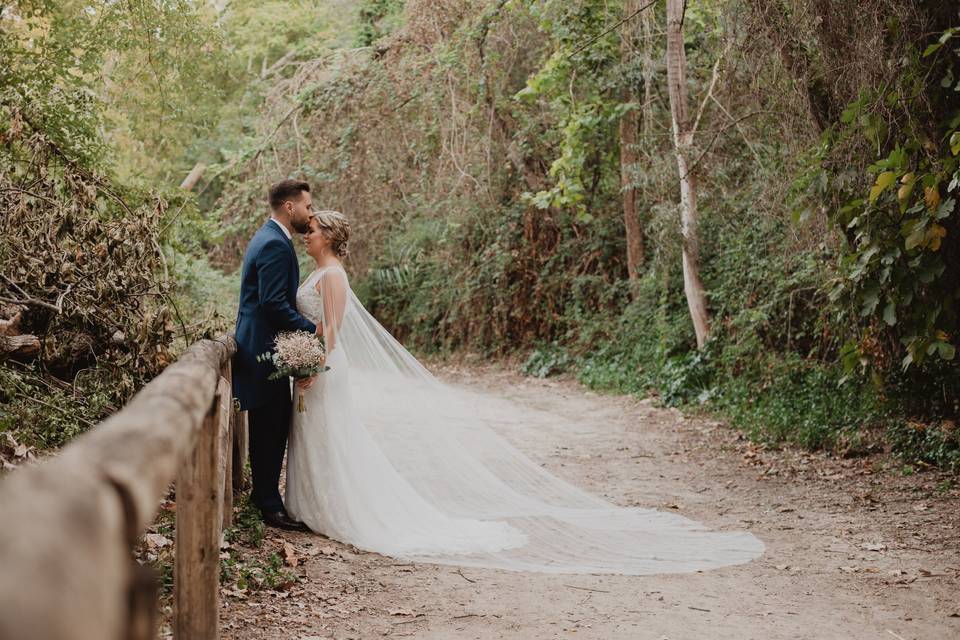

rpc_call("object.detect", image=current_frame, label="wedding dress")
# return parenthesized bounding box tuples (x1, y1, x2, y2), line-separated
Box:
(285, 265, 764, 574)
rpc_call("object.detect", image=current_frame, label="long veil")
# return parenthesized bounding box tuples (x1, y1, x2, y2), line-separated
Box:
(289, 266, 764, 575)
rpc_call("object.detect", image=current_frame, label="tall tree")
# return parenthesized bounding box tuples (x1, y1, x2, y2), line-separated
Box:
(639, 5, 656, 147)
(665, 0, 711, 348)
(619, 0, 646, 289)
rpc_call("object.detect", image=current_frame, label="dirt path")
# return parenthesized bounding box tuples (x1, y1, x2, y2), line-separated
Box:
(219, 365, 960, 640)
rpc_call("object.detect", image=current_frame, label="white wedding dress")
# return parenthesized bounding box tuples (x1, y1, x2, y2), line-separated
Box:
(285, 265, 764, 574)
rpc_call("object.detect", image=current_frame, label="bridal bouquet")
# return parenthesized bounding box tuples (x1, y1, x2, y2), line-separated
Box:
(257, 331, 329, 412)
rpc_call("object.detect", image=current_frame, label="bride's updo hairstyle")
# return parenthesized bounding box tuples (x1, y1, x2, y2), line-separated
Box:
(312, 210, 351, 258)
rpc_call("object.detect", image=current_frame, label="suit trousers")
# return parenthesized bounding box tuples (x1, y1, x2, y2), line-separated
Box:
(247, 391, 292, 513)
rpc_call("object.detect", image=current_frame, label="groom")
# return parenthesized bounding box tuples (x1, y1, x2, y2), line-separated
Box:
(233, 179, 318, 531)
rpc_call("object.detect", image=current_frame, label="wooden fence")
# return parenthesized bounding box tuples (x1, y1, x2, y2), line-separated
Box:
(0, 335, 245, 640)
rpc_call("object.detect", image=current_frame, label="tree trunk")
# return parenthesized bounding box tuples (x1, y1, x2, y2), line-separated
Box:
(179, 162, 205, 191)
(620, 0, 645, 289)
(640, 3, 655, 140)
(665, 0, 711, 349)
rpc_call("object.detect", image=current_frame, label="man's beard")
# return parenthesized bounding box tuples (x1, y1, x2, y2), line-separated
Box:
(291, 217, 310, 233)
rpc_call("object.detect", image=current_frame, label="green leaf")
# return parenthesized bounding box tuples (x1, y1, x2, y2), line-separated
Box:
(903, 219, 927, 250)
(514, 85, 538, 102)
(839, 340, 861, 373)
(869, 171, 896, 203)
(860, 286, 880, 316)
(840, 105, 858, 125)
(923, 42, 943, 57)
(936, 197, 955, 220)
(917, 258, 946, 283)
(942, 69, 955, 89)
(883, 301, 897, 326)
(937, 341, 956, 361)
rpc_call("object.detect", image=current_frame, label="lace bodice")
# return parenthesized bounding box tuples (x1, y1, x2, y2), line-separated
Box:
(296, 266, 347, 328)
(296, 271, 324, 327)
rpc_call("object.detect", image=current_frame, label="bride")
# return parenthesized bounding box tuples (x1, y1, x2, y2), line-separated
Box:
(285, 210, 764, 575)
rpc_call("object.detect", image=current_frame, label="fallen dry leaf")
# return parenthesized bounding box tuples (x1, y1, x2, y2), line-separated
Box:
(223, 586, 248, 599)
(144, 533, 172, 550)
(283, 541, 299, 568)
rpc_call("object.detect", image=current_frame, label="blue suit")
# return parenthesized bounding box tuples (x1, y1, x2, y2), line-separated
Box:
(233, 219, 316, 512)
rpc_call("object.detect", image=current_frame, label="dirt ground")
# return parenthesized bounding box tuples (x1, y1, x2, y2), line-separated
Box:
(218, 364, 960, 640)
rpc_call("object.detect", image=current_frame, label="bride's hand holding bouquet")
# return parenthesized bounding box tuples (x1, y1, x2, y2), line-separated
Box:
(258, 330, 329, 412)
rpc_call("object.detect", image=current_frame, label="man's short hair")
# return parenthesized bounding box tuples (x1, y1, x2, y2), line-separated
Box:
(268, 179, 310, 209)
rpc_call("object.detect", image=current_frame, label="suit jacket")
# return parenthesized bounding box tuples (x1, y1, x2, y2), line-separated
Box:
(233, 220, 317, 410)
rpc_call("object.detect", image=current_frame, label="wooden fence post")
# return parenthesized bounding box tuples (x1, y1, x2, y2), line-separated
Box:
(221, 360, 236, 529)
(232, 407, 249, 494)
(223, 416, 234, 530)
(174, 385, 226, 639)
(216, 376, 233, 530)
(126, 562, 159, 640)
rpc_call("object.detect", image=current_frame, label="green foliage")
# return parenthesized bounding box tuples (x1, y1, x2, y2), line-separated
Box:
(142, 495, 296, 605)
(224, 496, 267, 548)
(572, 217, 883, 453)
(514, 0, 638, 220)
(522, 342, 572, 378)
(221, 550, 296, 592)
(0, 366, 112, 450)
(356, 0, 404, 46)
(0, 0, 231, 180)
(711, 356, 882, 451)
(0, 0, 109, 165)
(813, 25, 960, 374)
(225, 0, 354, 65)
(0, 1, 240, 454)
(889, 419, 960, 474)
(658, 348, 716, 407)
(220, 498, 297, 593)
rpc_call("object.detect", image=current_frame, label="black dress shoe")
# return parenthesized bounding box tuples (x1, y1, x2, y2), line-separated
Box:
(261, 509, 310, 532)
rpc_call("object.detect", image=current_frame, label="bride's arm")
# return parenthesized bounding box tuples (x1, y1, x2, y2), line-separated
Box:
(316, 269, 348, 351)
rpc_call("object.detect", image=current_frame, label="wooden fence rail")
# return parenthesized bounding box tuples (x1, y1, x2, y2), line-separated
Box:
(0, 334, 244, 640)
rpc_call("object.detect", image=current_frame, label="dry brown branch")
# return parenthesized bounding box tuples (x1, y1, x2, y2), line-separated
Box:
(179, 162, 206, 190)
(0, 334, 40, 358)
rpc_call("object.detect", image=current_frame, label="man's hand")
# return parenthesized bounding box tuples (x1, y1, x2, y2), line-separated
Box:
(295, 376, 317, 390)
